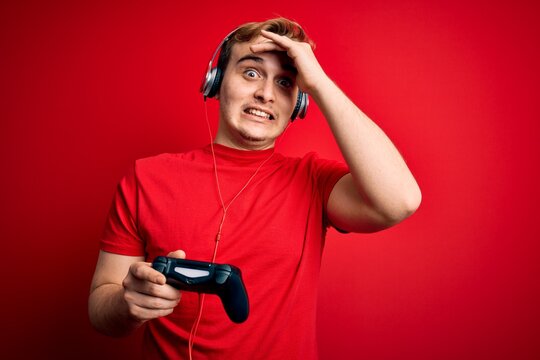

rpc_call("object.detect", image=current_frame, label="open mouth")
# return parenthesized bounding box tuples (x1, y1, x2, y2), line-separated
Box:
(244, 108, 274, 120)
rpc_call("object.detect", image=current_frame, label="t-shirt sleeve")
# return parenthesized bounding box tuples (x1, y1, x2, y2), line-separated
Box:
(99, 163, 145, 256)
(311, 154, 349, 219)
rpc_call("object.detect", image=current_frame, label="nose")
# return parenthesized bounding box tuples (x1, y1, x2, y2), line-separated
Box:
(254, 79, 275, 103)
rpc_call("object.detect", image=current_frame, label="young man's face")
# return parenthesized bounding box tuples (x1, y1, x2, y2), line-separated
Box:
(215, 36, 298, 150)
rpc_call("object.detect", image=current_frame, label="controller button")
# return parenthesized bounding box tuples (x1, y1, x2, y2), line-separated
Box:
(215, 270, 230, 285)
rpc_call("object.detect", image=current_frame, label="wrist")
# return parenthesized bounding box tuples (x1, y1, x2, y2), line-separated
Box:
(305, 74, 337, 101)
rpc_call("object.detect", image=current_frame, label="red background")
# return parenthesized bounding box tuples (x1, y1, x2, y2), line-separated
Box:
(1, 0, 539, 359)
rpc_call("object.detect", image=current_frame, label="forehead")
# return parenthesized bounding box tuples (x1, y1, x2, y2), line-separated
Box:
(228, 36, 296, 72)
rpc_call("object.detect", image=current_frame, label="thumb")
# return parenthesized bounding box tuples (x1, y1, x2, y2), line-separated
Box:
(167, 249, 186, 259)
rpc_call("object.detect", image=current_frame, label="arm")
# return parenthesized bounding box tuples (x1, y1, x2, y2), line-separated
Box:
(314, 79, 421, 233)
(88, 250, 184, 337)
(254, 31, 422, 233)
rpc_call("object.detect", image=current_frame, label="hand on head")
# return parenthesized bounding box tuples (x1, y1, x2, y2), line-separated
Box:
(250, 30, 327, 93)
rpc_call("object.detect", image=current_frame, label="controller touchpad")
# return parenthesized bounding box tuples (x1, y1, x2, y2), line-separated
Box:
(174, 267, 210, 278)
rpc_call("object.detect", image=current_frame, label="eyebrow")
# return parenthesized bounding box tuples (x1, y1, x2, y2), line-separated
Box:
(237, 54, 264, 64)
(237, 54, 297, 74)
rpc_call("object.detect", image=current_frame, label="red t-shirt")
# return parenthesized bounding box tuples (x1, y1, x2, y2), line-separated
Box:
(100, 144, 348, 359)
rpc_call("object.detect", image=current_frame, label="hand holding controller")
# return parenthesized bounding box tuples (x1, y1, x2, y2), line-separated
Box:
(151, 256, 249, 323)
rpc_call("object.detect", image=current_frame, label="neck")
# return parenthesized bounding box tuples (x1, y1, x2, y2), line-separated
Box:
(214, 135, 276, 151)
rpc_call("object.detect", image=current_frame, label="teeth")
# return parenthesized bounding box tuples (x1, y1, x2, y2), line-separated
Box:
(246, 108, 272, 119)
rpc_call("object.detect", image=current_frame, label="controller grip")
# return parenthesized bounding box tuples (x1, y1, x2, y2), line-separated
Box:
(220, 270, 249, 323)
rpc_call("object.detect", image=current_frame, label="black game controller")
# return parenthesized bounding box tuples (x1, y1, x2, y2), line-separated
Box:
(151, 256, 249, 323)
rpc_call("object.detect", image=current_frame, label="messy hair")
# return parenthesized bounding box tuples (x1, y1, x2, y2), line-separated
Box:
(217, 17, 315, 72)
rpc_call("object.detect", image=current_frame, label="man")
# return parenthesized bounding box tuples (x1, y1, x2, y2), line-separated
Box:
(89, 17, 421, 359)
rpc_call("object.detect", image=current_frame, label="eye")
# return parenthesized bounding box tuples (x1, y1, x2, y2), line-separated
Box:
(244, 69, 259, 79)
(277, 78, 293, 88)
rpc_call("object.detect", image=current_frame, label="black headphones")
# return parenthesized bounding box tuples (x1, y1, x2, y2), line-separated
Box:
(200, 29, 309, 121)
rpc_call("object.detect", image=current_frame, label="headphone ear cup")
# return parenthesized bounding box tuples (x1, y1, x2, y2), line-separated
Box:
(298, 91, 308, 119)
(291, 91, 309, 121)
(205, 67, 222, 99)
(201, 66, 213, 98)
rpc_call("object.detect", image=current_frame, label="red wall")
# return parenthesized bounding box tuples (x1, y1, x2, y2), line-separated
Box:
(1, 0, 539, 358)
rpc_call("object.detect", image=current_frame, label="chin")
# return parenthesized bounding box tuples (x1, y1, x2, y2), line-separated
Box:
(238, 129, 274, 146)
(239, 131, 267, 143)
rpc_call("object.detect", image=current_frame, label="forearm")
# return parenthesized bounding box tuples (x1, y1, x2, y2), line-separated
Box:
(311, 76, 421, 220)
(88, 283, 144, 337)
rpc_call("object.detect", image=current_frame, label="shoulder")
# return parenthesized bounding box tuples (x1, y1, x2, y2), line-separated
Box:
(278, 151, 347, 174)
(275, 151, 321, 166)
(133, 147, 210, 173)
(135, 152, 178, 168)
